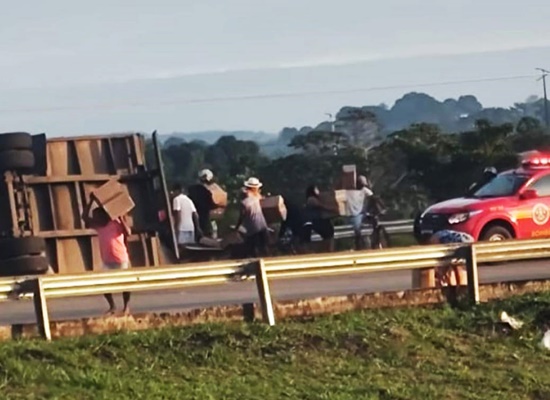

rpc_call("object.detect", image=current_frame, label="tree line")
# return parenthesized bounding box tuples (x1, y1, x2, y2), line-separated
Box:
(150, 114, 550, 220)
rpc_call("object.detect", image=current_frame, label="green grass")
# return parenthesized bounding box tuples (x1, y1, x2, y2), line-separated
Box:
(2, 294, 550, 399)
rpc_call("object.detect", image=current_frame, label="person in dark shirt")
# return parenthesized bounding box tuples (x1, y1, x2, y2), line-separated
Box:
(187, 169, 216, 237)
(278, 196, 307, 254)
(302, 185, 335, 252)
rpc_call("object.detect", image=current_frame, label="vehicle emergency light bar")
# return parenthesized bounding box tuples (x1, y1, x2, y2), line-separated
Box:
(522, 156, 550, 168)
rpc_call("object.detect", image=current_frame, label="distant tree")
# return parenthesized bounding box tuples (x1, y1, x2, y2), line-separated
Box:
(368, 120, 520, 206)
(163, 137, 186, 148)
(163, 141, 207, 185)
(289, 130, 350, 155)
(516, 116, 543, 134)
(335, 107, 383, 146)
(457, 95, 483, 115)
(512, 117, 550, 152)
(204, 136, 268, 194)
(458, 119, 514, 160)
(278, 127, 301, 143)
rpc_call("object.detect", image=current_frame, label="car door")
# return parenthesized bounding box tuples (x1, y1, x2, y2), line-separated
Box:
(518, 174, 550, 238)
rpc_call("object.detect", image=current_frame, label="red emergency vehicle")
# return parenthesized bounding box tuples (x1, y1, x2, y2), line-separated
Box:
(415, 153, 550, 243)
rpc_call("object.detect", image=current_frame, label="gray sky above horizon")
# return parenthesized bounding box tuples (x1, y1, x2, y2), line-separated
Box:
(1, 0, 550, 136)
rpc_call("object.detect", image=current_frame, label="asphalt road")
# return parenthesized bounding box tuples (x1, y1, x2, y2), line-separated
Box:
(1, 259, 549, 325)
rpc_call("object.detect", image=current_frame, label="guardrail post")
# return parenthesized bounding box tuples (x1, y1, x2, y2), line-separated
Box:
(242, 303, 255, 322)
(412, 268, 435, 289)
(32, 278, 51, 341)
(254, 259, 275, 326)
(465, 244, 480, 305)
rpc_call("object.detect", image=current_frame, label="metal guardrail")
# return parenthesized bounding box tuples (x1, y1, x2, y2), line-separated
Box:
(334, 218, 414, 232)
(317, 219, 414, 241)
(2, 237, 550, 341)
(0, 259, 274, 341)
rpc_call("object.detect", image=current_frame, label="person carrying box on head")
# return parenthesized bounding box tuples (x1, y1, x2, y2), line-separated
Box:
(82, 196, 132, 316)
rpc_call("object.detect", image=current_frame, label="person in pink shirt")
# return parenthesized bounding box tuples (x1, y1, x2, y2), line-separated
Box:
(83, 200, 132, 315)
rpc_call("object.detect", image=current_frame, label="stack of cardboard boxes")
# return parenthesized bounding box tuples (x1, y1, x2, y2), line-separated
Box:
(319, 164, 364, 217)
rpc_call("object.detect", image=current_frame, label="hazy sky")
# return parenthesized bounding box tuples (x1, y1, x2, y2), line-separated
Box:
(1, 0, 550, 136)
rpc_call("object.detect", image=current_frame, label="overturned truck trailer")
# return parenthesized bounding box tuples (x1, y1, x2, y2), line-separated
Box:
(0, 131, 178, 275)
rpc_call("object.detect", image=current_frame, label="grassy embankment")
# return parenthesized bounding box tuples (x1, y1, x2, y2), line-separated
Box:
(2, 293, 550, 399)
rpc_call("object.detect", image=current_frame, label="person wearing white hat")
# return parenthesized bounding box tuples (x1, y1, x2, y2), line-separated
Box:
(234, 177, 269, 257)
(188, 169, 217, 237)
(198, 169, 214, 183)
(243, 177, 262, 189)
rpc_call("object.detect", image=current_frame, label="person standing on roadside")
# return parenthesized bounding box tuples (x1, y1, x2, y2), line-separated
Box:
(347, 175, 374, 250)
(172, 183, 203, 246)
(234, 177, 270, 257)
(303, 184, 335, 253)
(278, 196, 307, 254)
(188, 169, 217, 237)
(83, 199, 132, 315)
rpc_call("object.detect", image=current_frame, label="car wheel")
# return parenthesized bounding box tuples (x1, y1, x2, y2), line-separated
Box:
(0, 149, 35, 172)
(0, 255, 49, 277)
(480, 225, 513, 242)
(0, 237, 46, 260)
(0, 132, 33, 152)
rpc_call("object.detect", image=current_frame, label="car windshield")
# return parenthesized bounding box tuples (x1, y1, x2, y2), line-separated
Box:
(473, 173, 530, 198)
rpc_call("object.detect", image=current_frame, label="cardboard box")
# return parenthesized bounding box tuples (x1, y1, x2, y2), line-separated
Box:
(204, 183, 228, 207)
(188, 183, 227, 209)
(261, 195, 287, 224)
(319, 190, 348, 217)
(92, 179, 122, 204)
(341, 164, 357, 190)
(100, 191, 135, 221)
(92, 179, 135, 220)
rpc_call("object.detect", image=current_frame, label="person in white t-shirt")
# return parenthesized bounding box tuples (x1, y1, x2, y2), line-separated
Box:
(346, 175, 373, 250)
(172, 183, 203, 245)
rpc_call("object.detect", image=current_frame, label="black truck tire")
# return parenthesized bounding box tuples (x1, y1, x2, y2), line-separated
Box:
(0, 237, 46, 260)
(0, 150, 35, 171)
(0, 255, 49, 276)
(0, 132, 33, 151)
